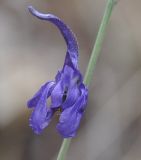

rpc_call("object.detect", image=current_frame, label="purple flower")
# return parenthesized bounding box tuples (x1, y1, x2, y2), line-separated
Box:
(27, 6, 88, 138)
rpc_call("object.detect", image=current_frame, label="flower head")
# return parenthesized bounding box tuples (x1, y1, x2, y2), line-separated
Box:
(27, 6, 88, 138)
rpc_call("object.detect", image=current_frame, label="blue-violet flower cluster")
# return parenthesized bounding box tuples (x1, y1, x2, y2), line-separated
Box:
(27, 6, 88, 138)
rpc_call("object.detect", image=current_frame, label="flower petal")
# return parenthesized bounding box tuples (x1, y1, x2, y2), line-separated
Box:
(51, 65, 82, 109)
(62, 84, 80, 110)
(28, 6, 79, 69)
(30, 107, 54, 134)
(29, 82, 55, 134)
(56, 107, 82, 138)
(57, 85, 88, 138)
(55, 71, 61, 82)
(51, 81, 64, 108)
(27, 81, 54, 108)
(61, 65, 74, 86)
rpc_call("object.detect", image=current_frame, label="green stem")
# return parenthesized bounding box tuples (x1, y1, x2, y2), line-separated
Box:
(57, 138, 71, 160)
(56, 0, 117, 160)
(84, 0, 117, 85)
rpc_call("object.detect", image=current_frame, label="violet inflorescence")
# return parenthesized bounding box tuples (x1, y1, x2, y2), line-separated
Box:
(27, 6, 88, 138)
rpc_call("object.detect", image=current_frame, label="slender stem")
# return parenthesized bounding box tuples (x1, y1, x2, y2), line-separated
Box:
(56, 0, 117, 160)
(84, 0, 117, 86)
(57, 138, 71, 160)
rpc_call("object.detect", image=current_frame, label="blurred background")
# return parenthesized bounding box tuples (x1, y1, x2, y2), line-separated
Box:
(0, 0, 141, 159)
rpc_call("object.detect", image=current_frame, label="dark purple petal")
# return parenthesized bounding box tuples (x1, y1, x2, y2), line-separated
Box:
(51, 65, 82, 109)
(57, 85, 88, 138)
(55, 71, 61, 82)
(62, 84, 80, 110)
(27, 81, 54, 108)
(29, 82, 55, 134)
(30, 107, 54, 134)
(61, 65, 75, 86)
(28, 6, 79, 69)
(57, 107, 82, 138)
(62, 65, 83, 86)
(51, 81, 64, 108)
(77, 84, 88, 112)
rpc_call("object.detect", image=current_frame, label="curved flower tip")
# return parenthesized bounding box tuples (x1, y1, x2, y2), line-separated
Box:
(27, 6, 88, 138)
(28, 5, 79, 69)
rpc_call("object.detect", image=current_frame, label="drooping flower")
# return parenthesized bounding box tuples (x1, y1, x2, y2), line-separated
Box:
(27, 6, 88, 138)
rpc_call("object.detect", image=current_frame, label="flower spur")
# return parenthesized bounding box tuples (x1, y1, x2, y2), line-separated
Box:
(27, 6, 88, 138)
